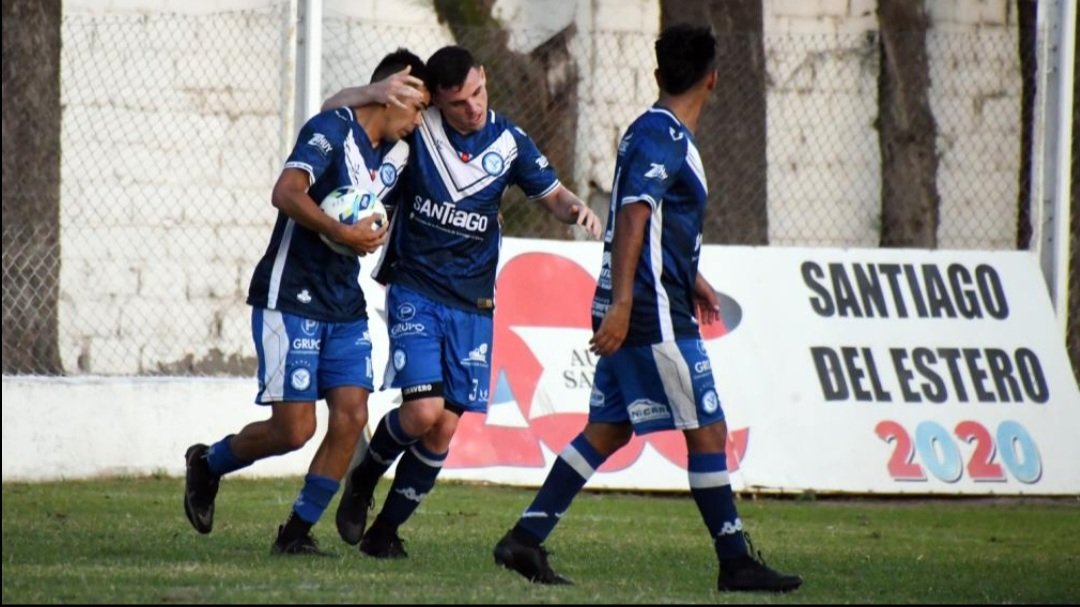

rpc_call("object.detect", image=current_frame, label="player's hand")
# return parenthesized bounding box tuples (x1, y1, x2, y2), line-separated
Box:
(343, 214, 389, 255)
(589, 302, 631, 356)
(571, 204, 603, 240)
(694, 287, 721, 325)
(372, 66, 424, 109)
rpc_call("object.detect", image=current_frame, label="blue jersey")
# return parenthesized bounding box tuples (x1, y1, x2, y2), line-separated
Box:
(592, 105, 708, 345)
(374, 107, 560, 314)
(247, 107, 409, 323)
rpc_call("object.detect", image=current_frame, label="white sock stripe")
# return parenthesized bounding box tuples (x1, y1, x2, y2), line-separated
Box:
(560, 444, 596, 480)
(384, 418, 414, 447)
(408, 445, 445, 468)
(688, 469, 731, 489)
(521, 511, 549, 519)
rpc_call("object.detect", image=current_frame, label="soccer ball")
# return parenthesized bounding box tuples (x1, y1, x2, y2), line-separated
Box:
(318, 184, 387, 256)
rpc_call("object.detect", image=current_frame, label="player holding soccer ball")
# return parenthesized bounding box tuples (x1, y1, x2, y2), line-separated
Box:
(323, 46, 603, 559)
(182, 49, 430, 556)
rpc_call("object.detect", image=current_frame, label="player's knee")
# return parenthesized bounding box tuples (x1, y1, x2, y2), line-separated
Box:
(400, 402, 442, 434)
(331, 405, 368, 434)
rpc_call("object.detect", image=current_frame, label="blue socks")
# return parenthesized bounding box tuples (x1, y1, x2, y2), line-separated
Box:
(292, 473, 341, 524)
(514, 433, 607, 544)
(688, 452, 747, 559)
(376, 443, 447, 529)
(206, 434, 252, 477)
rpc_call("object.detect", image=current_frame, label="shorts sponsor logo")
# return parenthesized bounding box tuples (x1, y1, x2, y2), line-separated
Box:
(696, 340, 706, 355)
(589, 386, 605, 408)
(461, 343, 489, 367)
(397, 303, 416, 321)
(291, 368, 311, 391)
(702, 389, 720, 415)
(390, 322, 426, 338)
(393, 349, 407, 371)
(693, 359, 712, 375)
(291, 338, 321, 352)
(301, 319, 319, 336)
(628, 399, 671, 424)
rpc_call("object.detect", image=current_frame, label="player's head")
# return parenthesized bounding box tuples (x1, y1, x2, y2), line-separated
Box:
(426, 45, 488, 134)
(371, 48, 430, 141)
(654, 24, 717, 96)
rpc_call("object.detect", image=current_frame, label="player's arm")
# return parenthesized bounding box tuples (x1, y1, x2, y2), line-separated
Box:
(694, 272, 722, 325)
(271, 169, 387, 255)
(321, 66, 424, 112)
(537, 185, 602, 240)
(589, 201, 650, 356)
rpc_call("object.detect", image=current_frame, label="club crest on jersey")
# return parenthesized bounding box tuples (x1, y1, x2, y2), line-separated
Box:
(481, 152, 504, 176)
(379, 162, 398, 186)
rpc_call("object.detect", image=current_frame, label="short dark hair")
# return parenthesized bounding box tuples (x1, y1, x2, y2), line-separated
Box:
(655, 24, 717, 95)
(370, 48, 426, 84)
(425, 45, 480, 94)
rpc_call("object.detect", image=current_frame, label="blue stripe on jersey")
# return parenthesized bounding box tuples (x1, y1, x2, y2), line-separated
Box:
(379, 108, 559, 313)
(247, 107, 409, 323)
(592, 105, 708, 345)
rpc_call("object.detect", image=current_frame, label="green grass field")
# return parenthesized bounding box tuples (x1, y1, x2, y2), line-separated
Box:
(3, 476, 1078, 604)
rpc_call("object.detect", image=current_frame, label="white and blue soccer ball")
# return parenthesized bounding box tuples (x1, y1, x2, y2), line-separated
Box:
(318, 184, 387, 256)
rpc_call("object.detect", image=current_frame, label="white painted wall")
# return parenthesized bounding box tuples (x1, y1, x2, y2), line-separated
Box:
(51, 0, 1028, 375)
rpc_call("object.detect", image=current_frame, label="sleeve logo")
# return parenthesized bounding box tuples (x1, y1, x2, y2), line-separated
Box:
(644, 163, 669, 181)
(307, 133, 333, 155)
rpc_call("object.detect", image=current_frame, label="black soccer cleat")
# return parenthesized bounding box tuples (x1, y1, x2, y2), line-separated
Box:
(183, 443, 220, 534)
(359, 524, 408, 559)
(717, 535, 802, 593)
(271, 525, 332, 557)
(493, 530, 573, 585)
(335, 467, 377, 545)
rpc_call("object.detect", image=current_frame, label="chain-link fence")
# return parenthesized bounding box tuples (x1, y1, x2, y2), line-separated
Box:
(2, 2, 1074, 377)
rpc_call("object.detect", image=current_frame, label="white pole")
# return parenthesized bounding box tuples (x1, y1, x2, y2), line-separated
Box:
(1048, 0, 1074, 337)
(300, 0, 323, 122)
(280, 0, 299, 159)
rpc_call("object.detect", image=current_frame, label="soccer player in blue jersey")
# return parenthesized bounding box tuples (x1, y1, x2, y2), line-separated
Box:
(325, 45, 603, 558)
(491, 25, 803, 592)
(182, 49, 430, 556)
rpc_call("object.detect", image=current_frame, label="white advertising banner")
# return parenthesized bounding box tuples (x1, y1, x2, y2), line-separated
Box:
(5, 239, 1077, 495)
(406, 238, 1080, 495)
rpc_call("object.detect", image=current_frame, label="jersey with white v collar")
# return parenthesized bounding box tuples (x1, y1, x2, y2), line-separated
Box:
(247, 106, 408, 323)
(592, 104, 709, 345)
(379, 107, 559, 313)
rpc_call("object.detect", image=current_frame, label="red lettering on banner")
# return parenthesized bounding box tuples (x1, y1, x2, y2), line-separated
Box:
(445, 252, 749, 472)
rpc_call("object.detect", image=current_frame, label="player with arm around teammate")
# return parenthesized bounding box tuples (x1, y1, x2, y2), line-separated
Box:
(182, 49, 429, 555)
(490, 25, 803, 593)
(326, 45, 603, 559)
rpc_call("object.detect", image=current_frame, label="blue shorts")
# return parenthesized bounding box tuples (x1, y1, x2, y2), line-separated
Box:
(251, 307, 374, 404)
(382, 284, 493, 412)
(589, 339, 725, 435)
